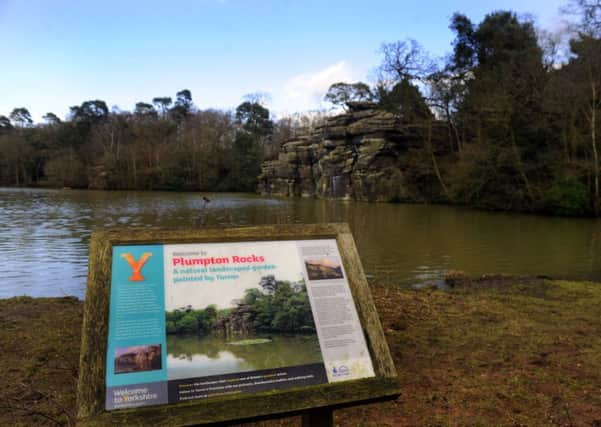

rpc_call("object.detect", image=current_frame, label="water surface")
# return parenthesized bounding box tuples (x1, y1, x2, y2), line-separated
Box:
(166, 334, 323, 380)
(1, 187, 600, 298)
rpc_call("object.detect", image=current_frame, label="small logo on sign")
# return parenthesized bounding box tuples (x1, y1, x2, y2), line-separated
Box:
(121, 253, 152, 281)
(332, 365, 350, 377)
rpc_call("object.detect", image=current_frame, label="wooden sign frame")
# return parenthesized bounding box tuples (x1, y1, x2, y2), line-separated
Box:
(77, 223, 399, 426)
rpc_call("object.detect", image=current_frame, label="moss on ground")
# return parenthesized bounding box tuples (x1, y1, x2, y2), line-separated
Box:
(0, 296, 81, 426)
(1, 279, 601, 426)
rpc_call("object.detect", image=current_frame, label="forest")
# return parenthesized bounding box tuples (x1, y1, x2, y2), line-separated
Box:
(2, 1, 601, 215)
(165, 277, 316, 336)
(0, 91, 296, 192)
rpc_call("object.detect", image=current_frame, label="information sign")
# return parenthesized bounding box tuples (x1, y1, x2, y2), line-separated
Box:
(77, 224, 399, 426)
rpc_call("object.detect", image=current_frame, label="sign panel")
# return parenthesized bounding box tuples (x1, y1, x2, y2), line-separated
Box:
(78, 224, 399, 426)
(105, 239, 374, 410)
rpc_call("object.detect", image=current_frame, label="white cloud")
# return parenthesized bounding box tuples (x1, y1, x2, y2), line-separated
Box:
(277, 61, 359, 113)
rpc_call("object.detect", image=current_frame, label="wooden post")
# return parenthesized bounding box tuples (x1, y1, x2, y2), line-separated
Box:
(301, 408, 333, 427)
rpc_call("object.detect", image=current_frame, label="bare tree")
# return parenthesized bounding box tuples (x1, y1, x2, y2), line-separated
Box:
(377, 39, 435, 83)
(563, 0, 601, 36)
(537, 28, 570, 70)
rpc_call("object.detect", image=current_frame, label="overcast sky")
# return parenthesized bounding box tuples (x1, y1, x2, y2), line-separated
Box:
(0, 0, 568, 122)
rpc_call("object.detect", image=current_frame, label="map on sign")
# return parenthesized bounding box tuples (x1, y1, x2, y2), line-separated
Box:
(105, 239, 375, 410)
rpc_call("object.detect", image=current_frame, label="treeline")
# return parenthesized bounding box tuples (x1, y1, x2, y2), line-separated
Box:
(4, 1, 601, 216)
(240, 280, 315, 333)
(165, 278, 315, 336)
(321, 2, 601, 216)
(0, 91, 322, 191)
(166, 304, 224, 335)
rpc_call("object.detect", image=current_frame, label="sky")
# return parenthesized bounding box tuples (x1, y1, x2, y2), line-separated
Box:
(0, 0, 568, 122)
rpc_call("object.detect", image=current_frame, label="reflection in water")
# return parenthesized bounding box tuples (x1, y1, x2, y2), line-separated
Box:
(166, 334, 323, 380)
(1, 187, 601, 298)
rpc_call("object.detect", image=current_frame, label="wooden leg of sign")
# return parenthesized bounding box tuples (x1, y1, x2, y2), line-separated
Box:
(301, 408, 334, 427)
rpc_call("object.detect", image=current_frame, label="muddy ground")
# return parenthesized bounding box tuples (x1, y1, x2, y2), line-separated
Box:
(1, 277, 600, 426)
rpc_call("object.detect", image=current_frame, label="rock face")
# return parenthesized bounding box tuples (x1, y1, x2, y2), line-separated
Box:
(258, 102, 448, 202)
(213, 304, 256, 337)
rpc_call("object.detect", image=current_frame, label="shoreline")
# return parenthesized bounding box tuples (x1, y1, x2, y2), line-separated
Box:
(2, 185, 599, 218)
(1, 277, 600, 425)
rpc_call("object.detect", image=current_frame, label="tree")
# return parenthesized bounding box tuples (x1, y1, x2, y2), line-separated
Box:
(44, 149, 87, 188)
(0, 115, 12, 133)
(472, 12, 542, 72)
(426, 69, 466, 153)
(377, 39, 435, 83)
(243, 92, 271, 106)
(374, 38, 435, 119)
(375, 79, 432, 120)
(178, 312, 199, 334)
(134, 102, 157, 117)
(235, 101, 273, 136)
(446, 11, 546, 210)
(175, 89, 193, 109)
(10, 108, 33, 127)
(538, 28, 569, 71)
(564, 0, 601, 36)
(448, 13, 477, 73)
(42, 112, 61, 125)
(227, 101, 274, 190)
(324, 82, 373, 109)
(565, 36, 601, 212)
(243, 288, 264, 305)
(69, 100, 108, 122)
(170, 89, 194, 122)
(227, 131, 263, 191)
(152, 97, 172, 116)
(560, 0, 601, 214)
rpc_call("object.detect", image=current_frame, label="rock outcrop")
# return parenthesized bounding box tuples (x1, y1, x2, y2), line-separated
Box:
(213, 304, 256, 337)
(258, 102, 449, 202)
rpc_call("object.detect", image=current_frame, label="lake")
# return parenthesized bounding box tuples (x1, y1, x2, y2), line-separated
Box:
(166, 334, 323, 380)
(1, 187, 600, 299)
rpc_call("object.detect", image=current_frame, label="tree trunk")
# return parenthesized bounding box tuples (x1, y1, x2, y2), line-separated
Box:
(562, 125, 570, 163)
(591, 83, 599, 214)
(426, 121, 451, 201)
(450, 119, 463, 156)
(510, 127, 534, 202)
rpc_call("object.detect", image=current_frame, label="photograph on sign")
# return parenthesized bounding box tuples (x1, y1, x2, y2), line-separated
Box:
(105, 239, 375, 410)
(305, 257, 344, 281)
(113, 344, 162, 374)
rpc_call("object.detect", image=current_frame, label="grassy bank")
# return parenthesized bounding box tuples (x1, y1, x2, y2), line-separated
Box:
(1, 278, 601, 426)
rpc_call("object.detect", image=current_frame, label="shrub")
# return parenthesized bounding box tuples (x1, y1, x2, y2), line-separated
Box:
(542, 178, 589, 216)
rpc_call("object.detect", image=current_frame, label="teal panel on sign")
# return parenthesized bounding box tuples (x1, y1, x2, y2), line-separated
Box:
(106, 245, 167, 387)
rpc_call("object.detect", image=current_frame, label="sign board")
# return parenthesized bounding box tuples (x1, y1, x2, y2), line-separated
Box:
(77, 224, 399, 426)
